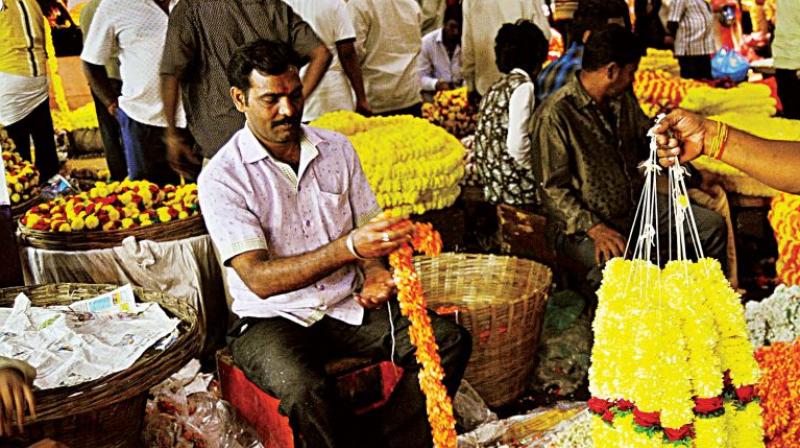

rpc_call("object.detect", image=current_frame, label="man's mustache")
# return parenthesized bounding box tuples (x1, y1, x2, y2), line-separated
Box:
(272, 117, 301, 127)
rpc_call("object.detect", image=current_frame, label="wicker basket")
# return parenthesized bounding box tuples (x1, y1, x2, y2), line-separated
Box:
(0, 283, 200, 448)
(17, 214, 207, 250)
(414, 253, 552, 408)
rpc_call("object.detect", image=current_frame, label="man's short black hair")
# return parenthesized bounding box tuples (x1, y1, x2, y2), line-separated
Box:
(443, 3, 462, 25)
(494, 20, 549, 74)
(581, 25, 644, 72)
(569, 0, 631, 46)
(226, 40, 298, 95)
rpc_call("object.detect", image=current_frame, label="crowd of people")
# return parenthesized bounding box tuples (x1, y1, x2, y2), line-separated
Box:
(0, 0, 799, 446)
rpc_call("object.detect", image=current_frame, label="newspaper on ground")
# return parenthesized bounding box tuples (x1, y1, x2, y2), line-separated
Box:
(0, 286, 179, 390)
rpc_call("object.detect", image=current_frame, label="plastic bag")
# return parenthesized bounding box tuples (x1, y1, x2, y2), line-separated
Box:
(454, 379, 498, 432)
(143, 360, 263, 448)
(711, 47, 750, 83)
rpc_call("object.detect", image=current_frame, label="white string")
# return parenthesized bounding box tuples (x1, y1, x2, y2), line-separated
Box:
(387, 300, 397, 365)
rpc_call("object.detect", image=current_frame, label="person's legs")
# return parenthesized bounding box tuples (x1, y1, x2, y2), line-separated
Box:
(230, 318, 364, 448)
(325, 301, 471, 448)
(4, 115, 33, 162)
(776, 69, 800, 120)
(93, 80, 127, 181)
(116, 108, 180, 185)
(27, 98, 60, 182)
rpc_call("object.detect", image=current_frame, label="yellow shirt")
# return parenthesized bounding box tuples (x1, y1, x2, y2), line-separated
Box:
(0, 0, 47, 77)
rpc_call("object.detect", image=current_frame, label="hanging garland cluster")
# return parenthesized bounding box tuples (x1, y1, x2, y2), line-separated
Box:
(755, 337, 800, 447)
(589, 258, 764, 448)
(421, 87, 477, 138)
(3, 151, 40, 205)
(20, 179, 199, 232)
(768, 193, 800, 285)
(311, 111, 465, 216)
(388, 221, 456, 447)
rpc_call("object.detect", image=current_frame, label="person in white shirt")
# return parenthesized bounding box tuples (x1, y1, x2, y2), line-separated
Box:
(474, 20, 550, 208)
(81, 0, 188, 185)
(418, 3, 463, 103)
(347, 0, 424, 116)
(462, 0, 551, 106)
(283, 0, 371, 122)
(773, 0, 800, 119)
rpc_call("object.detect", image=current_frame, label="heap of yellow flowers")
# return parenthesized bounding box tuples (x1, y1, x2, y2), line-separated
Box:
(311, 111, 464, 216)
(680, 83, 776, 118)
(634, 70, 705, 118)
(20, 179, 199, 233)
(768, 193, 800, 286)
(44, 19, 99, 132)
(590, 258, 764, 447)
(421, 87, 477, 138)
(691, 113, 800, 197)
(3, 151, 40, 205)
(389, 221, 456, 448)
(638, 48, 680, 75)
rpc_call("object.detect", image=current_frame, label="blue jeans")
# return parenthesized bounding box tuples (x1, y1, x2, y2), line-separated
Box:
(116, 108, 181, 185)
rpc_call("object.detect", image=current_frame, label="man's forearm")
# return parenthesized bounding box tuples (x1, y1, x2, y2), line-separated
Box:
(234, 236, 357, 299)
(82, 62, 117, 107)
(301, 44, 332, 99)
(337, 41, 368, 104)
(160, 74, 181, 132)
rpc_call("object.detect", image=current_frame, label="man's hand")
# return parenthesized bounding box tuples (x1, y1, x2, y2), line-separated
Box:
(435, 80, 454, 91)
(351, 215, 414, 259)
(107, 101, 118, 118)
(355, 98, 372, 116)
(655, 109, 707, 168)
(355, 265, 395, 309)
(587, 223, 626, 265)
(663, 35, 675, 48)
(28, 439, 68, 448)
(0, 368, 35, 437)
(165, 130, 202, 179)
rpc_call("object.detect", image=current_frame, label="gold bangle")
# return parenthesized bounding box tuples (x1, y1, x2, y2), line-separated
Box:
(716, 123, 729, 160)
(706, 120, 722, 159)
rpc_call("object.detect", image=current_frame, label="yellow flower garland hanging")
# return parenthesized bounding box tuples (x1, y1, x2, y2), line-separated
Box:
(389, 222, 456, 448)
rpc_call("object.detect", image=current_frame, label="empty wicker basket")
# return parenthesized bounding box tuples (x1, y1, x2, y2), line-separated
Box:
(0, 283, 200, 448)
(414, 253, 552, 408)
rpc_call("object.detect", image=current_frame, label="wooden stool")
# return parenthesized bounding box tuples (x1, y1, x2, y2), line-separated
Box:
(217, 350, 404, 448)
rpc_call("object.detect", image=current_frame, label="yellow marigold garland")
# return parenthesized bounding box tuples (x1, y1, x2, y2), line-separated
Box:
(20, 179, 199, 232)
(680, 84, 777, 118)
(388, 222, 456, 448)
(2, 151, 40, 204)
(589, 258, 764, 447)
(311, 112, 465, 216)
(769, 193, 800, 285)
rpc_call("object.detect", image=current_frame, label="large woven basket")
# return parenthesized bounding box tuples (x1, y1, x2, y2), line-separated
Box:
(17, 214, 206, 250)
(0, 283, 200, 448)
(414, 253, 552, 408)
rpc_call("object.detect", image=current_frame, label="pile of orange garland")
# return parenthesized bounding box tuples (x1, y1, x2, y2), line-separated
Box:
(389, 222, 456, 447)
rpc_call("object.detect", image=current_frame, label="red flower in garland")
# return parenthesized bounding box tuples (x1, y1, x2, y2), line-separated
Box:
(588, 397, 614, 415)
(632, 408, 661, 427)
(693, 396, 724, 415)
(616, 399, 634, 412)
(663, 424, 694, 441)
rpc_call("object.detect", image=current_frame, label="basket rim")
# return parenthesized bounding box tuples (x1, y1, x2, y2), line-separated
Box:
(0, 283, 201, 422)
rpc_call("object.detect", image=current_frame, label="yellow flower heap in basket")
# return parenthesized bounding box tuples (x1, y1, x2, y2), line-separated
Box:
(311, 111, 465, 216)
(691, 113, 800, 198)
(20, 179, 199, 233)
(589, 123, 764, 448)
(634, 70, 705, 118)
(638, 48, 680, 75)
(680, 83, 776, 118)
(768, 193, 800, 286)
(3, 151, 40, 205)
(421, 87, 477, 138)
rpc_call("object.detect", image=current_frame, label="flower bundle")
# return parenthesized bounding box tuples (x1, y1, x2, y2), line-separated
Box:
(388, 222, 456, 448)
(634, 70, 706, 118)
(311, 111, 465, 216)
(3, 151, 40, 205)
(421, 87, 477, 138)
(0, 127, 15, 152)
(745, 285, 800, 348)
(768, 193, 800, 285)
(20, 179, 199, 232)
(680, 84, 776, 117)
(638, 49, 680, 75)
(589, 257, 764, 447)
(755, 337, 800, 447)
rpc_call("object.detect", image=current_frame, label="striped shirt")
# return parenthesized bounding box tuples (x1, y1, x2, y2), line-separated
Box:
(536, 42, 583, 102)
(668, 0, 716, 56)
(0, 0, 47, 77)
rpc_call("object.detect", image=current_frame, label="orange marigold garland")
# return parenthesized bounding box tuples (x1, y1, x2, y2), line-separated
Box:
(755, 337, 800, 447)
(388, 222, 456, 448)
